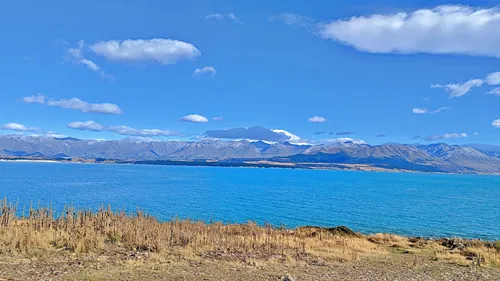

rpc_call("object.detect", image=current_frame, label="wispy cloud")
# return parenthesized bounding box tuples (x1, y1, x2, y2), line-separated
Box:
(316, 5, 500, 58)
(318, 138, 366, 145)
(308, 116, 326, 123)
(488, 88, 500, 96)
(89, 38, 201, 65)
(205, 126, 301, 142)
(213, 117, 223, 121)
(271, 13, 316, 29)
(1, 122, 40, 132)
(22, 94, 123, 115)
(67, 121, 104, 131)
(314, 131, 326, 135)
(180, 114, 209, 123)
(205, 13, 223, 22)
(335, 131, 355, 136)
(227, 13, 241, 23)
(22, 94, 45, 104)
(376, 134, 386, 138)
(412, 107, 452, 114)
(431, 71, 500, 97)
(193, 66, 216, 76)
(206, 13, 241, 23)
(425, 133, 468, 141)
(67, 121, 177, 137)
(67, 40, 113, 81)
(431, 79, 484, 98)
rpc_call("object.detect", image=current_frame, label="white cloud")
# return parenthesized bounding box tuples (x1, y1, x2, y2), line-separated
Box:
(486, 72, 500, 85)
(271, 129, 301, 142)
(180, 114, 208, 123)
(67, 121, 104, 131)
(205, 13, 241, 23)
(444, 133, 468, 139)
(45, 132, 66, 138)
(488, 88, 500, 96)
(227, 13, 241, 23)
(1, 122, 40, 132)
(412, 108, 428, 114)
(320, 138, 366, 145)
(67, 121, 177, 137)
(431, 79, 484, 98)
(425, 132, 468, 141)
(67, 41, 113, 80)
(22, 95, 123, 115)
(473, 132, 479, 136)
(272, 13, 314, 28)
(318, 5, 500, 58)
(193, 66, 216, 76)
(46, 98, 123, 115)
(22, 94, 45, 104)
(493, 119, 500, 128)
(89, 38, 201, 65)
(205, 13, 223, 21)
(412, 107, 451, 114)
(78, 58, 99, 71)
(213, 117, 223, 121)
(108, 126, 176, 137)
(308, 116, 327, 123)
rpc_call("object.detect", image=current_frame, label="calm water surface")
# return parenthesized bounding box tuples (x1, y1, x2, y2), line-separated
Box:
(1, 161, 499, 239)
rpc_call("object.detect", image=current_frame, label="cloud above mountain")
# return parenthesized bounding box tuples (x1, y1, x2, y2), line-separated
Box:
(1, 122, 40, 132)
(318, 137, 366, 145)
(425, 133, 468, 141)
(205, 126, 301, 142)
(67, 121, 177, 137)
(335, 131, 355, 136)
(22, 95, 123, 115)
(317, 5, 500, 58)
(67, 121, 104, 132)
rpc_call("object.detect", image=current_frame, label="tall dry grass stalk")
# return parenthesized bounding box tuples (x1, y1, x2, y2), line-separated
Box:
(1, 198, 499, 267)
(0, 199, 377, 263)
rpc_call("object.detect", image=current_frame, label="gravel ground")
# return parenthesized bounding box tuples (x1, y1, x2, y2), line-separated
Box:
(1, 250, 499, 281)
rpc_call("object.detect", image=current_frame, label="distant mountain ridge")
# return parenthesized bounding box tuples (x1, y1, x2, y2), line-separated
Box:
(1, 135, 499, 174)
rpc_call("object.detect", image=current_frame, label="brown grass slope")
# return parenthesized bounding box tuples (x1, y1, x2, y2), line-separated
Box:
(0, 199, 499, 280)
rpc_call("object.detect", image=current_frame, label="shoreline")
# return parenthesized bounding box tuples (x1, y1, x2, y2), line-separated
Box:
(2, 156, 499, 176)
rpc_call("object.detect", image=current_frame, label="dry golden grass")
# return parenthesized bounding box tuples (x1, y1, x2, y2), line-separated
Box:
(0, 198, 499, 269)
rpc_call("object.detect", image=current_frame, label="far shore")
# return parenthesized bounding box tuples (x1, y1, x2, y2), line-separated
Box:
(2, 156, 500, 176)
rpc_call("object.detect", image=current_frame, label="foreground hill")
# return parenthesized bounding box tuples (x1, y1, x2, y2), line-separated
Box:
(1, 135, 500, 174)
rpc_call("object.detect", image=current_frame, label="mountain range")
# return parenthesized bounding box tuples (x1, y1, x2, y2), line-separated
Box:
(1, 135, 500, 174)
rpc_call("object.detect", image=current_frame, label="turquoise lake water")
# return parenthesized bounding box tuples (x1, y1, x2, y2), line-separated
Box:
(1, 161, 499, 240)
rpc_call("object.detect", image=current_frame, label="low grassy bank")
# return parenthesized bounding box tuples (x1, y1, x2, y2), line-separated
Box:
(1, 199, 499, 280)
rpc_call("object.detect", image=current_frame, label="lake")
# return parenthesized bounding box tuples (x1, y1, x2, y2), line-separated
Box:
(1, 161, 499, 240)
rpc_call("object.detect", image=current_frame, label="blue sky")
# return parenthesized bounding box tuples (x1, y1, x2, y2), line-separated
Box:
(1, 0, 499, 144)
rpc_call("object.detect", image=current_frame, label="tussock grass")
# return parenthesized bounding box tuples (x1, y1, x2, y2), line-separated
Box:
(0, 198, 499, 268)
(0, 199, 383, 264)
